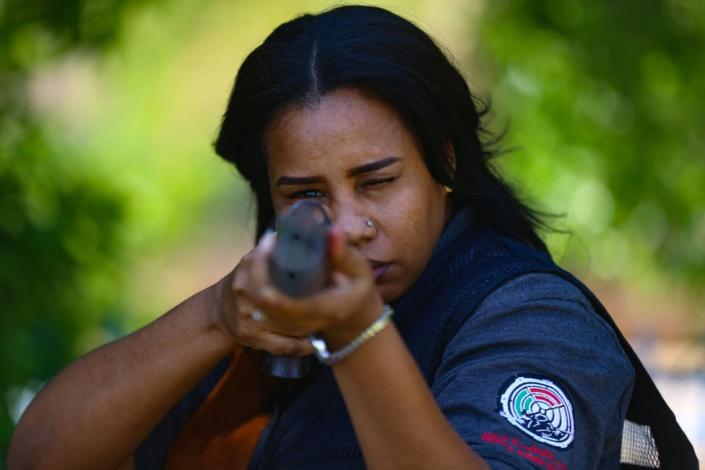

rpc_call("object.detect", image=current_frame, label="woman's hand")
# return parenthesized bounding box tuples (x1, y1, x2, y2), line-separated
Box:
(208, 233, 313, 356)
(211, 227, 385, 354)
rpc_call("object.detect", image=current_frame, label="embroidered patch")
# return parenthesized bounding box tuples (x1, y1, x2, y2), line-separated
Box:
(498, 376, 574, 448)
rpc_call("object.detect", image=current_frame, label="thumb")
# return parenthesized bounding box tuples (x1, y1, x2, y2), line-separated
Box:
(328, 227, 370, 278)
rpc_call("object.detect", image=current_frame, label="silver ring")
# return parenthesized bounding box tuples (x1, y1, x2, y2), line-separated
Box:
(252, 309, 265, 322)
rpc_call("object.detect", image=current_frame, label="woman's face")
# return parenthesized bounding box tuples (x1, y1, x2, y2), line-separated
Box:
(264, 88, 450, 302)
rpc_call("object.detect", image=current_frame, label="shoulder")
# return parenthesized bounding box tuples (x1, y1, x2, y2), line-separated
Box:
(438, 272, 633, 387)
(467, 272, 625, 359)
(477, 271, 592, 311)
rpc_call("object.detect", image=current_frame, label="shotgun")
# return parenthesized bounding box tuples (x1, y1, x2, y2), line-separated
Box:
(264, 200, 330, 378)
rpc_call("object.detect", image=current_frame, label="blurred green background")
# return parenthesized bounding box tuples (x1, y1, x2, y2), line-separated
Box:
(2, 0, 704, 466)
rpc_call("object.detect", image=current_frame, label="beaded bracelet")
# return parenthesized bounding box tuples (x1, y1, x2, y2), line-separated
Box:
(309, 304, 394, 366)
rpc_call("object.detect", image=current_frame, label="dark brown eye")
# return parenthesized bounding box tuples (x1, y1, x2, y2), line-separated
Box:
(290, 189, 324, 199)
(362, 177, 395, 189)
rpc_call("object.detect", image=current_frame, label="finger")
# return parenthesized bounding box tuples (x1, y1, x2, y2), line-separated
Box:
(300, 282, 371, 326)
(235, 280, 313, 336)
(243, 285, 329, 335)
(242, 231, 276, 299)
(328, 227, 371, 278)
(261, 279, 369, 332)
(255, 288, 320, 331)
(256, 332, 315, 356)
(244, 230, 275, 281)
(244, 305, 312, 336)
(258, 230, 276, 255)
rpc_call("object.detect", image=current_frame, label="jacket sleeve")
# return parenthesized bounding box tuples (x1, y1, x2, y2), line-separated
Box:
(431, 272, 634, 470)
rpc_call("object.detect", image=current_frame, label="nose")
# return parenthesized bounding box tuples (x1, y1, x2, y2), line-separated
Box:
(332, 200, 376, 246)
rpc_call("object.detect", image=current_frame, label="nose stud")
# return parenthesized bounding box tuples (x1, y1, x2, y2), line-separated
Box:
(365, 218, 374, 229)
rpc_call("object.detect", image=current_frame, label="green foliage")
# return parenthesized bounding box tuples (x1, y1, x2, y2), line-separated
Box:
(0, 122, 127, 457)
(0, 0, 145, 462)
(477, 0, 705, 290)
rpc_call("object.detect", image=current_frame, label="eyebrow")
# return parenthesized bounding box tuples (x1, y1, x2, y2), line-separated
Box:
(348, 157, 400, 177)
(276, 157, 401, 187)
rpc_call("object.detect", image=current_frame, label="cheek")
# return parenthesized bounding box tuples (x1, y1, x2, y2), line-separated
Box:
(379, 185, 445, 258)
(376, 189, 420, 230)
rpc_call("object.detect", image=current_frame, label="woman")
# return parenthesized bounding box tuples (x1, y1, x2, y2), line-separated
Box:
(8, 5, 697, 470)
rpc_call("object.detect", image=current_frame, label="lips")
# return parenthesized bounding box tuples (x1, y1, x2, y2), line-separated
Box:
(368, 260, 391, 281)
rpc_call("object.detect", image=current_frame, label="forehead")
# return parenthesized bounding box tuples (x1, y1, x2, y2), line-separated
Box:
(264, 88, 420, 175)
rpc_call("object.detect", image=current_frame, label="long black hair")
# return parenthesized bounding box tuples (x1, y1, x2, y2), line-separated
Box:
(214, 5, 548, 252)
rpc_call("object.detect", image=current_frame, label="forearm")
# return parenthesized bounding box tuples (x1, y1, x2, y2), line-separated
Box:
(331, 324, 489, 470)
(7, 282, 236, 470)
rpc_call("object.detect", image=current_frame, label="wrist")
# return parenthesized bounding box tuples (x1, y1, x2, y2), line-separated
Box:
(319, 296, 386, 350)
(311, 304, 393, 366)
(206, 272, 239, 346)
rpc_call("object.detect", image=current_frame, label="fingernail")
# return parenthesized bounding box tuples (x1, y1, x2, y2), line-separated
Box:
(260, 230, 276, 250)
